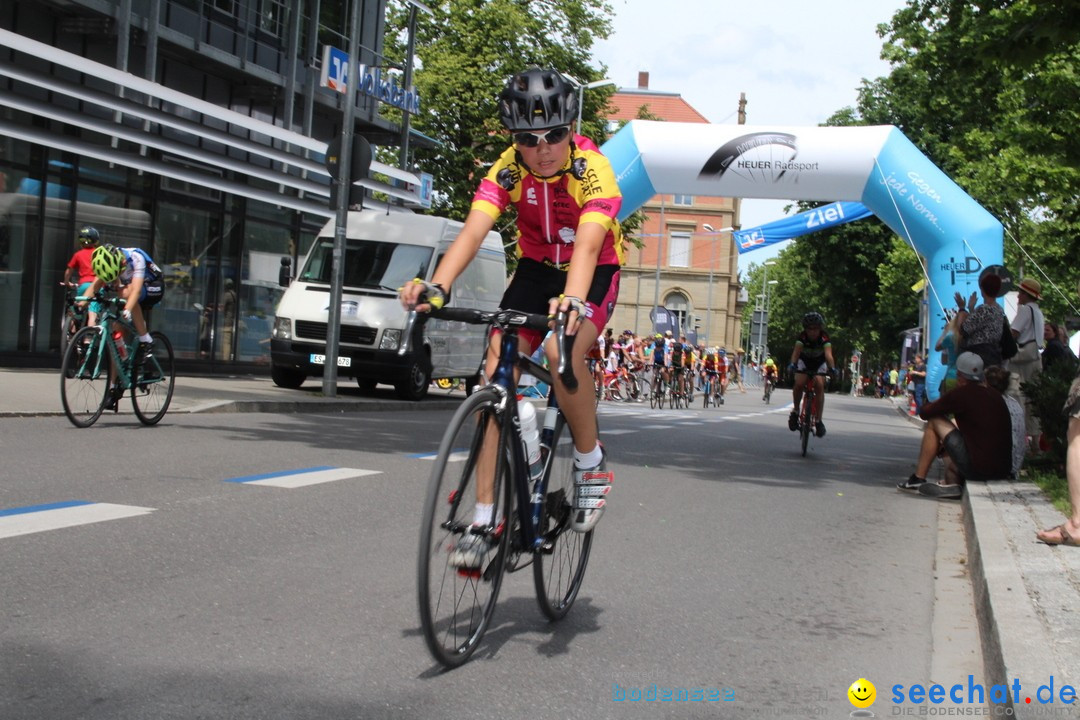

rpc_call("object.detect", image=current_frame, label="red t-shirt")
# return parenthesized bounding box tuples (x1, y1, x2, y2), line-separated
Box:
(66, 248, 97, 285)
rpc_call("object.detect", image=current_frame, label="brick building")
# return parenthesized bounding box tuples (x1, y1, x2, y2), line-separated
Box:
(605, 72, 745, 350)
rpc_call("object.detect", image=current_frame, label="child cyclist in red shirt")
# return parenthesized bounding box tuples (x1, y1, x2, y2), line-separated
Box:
(400, 68, 623, 568)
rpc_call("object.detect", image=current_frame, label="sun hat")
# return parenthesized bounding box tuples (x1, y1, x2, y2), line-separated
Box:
(1017, 277, 1042, 300)
(955, 352, 984, 382)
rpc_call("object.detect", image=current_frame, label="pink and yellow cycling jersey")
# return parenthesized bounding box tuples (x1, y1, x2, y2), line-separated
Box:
(470, 135, 625, 268)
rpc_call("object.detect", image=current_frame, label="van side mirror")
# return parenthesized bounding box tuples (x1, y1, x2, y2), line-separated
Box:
(278, 257, 292, 288)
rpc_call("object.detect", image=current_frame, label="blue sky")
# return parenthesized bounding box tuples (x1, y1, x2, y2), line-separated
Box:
(593, 0, 909, 263)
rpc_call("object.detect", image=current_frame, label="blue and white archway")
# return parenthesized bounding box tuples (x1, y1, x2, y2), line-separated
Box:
(601, 121, 1003, 400)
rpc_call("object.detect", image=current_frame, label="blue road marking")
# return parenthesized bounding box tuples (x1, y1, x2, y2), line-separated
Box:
(225, 466, 336, 483)
(0, 500, 93, 517)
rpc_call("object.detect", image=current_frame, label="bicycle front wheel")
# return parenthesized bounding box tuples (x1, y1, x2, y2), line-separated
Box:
(60, 326, 109, 428)
(800, 394, 812, 457)
(534, 414, 593, 620)
(418, 387, 512, 668)
(132, 331, 175, 425)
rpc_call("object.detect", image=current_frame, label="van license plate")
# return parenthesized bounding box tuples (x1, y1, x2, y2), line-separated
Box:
(310, 354, 351, 367)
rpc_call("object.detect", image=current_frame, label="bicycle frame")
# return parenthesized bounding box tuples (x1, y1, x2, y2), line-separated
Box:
(401, 307, 575, 554)
(490, 329, 567, 554)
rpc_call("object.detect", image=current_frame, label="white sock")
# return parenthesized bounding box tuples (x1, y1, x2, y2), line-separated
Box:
(574, 443, 603, 469)
(473, 503, 494, 527)
(139, 333, 152, 343)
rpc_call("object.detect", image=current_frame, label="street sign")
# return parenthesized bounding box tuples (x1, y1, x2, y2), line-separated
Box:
(320, 45, 349, 92)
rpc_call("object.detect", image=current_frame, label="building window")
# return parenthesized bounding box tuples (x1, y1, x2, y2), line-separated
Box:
(672, 194, 693, 206)
(668, 232, 690, 268)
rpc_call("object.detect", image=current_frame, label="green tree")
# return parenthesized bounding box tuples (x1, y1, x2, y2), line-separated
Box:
(383, 0, 616, 234)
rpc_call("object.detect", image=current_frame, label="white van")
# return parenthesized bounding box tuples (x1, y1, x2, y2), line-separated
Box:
(270, 210, 506, 400)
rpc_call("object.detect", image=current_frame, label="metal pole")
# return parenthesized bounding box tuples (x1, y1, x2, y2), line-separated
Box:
(576, 85, 585, 136)
(652, 198, 665, 333)
(705, 239, 715, 346)
(398, 4, 418, 169)
(762, 262, 770, 361)
(323, 0, 363, 397)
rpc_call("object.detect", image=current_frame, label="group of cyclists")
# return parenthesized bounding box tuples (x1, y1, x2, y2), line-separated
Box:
(63, 225, 165, 410)
(585, 328, 738, 406)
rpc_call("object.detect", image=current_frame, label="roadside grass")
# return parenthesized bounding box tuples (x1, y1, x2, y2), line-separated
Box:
(1023, 454, 1071, 516)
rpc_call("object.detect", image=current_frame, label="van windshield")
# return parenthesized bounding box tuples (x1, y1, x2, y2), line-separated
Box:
(300, 238, 433, 290)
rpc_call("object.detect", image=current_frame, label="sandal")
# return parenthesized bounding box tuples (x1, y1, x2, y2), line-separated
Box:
(1036, 524, 1080, 547)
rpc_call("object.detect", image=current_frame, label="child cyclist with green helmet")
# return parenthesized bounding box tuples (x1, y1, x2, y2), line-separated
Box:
(399, 68, 623, 568)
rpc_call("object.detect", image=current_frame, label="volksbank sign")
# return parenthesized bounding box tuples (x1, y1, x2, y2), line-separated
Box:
(320, 46, 421, 114)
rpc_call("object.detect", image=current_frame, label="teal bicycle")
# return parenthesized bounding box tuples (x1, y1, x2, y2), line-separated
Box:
(60, 295, 175, 427)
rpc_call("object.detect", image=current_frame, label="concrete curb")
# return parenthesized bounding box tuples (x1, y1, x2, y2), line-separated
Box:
(964, 481, 1080, 718)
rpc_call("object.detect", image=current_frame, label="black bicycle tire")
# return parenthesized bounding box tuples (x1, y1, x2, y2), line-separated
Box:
(60, 326, 109, 428)
(417, 388, 511, 668)
(533, 415, 593, 620)
(132, 331, 176, 425)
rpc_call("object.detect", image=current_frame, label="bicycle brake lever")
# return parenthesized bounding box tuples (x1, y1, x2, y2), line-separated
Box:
(398, 310, 418, 357)
(554, 310, 578, 391)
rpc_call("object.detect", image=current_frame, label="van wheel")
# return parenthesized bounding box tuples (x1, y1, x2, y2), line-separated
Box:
(395, 355, 430, 401)
(356, 378, 378, 394)
(271, 364, 305, 389)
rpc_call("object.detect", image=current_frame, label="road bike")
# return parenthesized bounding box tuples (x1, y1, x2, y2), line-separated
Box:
(60, 295, 175, 427)
(763, 375, 775, 404)
(403, 307, 593, 668)
(794, 370, 830, 457)
(702, 371, 721, 408)
(649, 366, 667, 409)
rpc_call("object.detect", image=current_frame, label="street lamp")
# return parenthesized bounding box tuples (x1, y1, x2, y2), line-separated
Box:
(761, 260, 777, 361)
(575, 78, 616, 136)
(701, 223, 733, 346)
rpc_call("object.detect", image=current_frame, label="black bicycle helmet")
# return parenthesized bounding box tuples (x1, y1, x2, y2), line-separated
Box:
(498, 68, 578, 132)
(802, 311, 825, 328)
(77, 226, 100, 247)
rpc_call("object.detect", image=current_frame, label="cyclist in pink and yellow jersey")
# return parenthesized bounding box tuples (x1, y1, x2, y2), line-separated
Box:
(400, 68, 622, 567)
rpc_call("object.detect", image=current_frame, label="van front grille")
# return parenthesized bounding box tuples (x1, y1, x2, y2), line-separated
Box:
(295, 321, 377, 346)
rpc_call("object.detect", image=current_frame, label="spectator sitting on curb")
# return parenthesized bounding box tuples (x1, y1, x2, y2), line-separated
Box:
(896, 352, 1013, 499)
(1036, 342, 1080, 546)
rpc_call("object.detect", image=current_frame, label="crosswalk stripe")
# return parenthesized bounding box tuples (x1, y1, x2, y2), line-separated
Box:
(227, 466, 381, 488)
(414, 450, 470, 462)
(0, 501, 155, 539)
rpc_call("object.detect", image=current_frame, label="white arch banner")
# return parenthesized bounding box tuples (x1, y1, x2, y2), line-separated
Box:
(602, 121, 1004, 400)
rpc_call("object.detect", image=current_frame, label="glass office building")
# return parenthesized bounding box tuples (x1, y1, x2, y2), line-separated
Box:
(0, 0, 425, 369)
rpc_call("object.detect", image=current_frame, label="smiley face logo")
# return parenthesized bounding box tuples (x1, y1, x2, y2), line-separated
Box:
(848, 678, 876, 708)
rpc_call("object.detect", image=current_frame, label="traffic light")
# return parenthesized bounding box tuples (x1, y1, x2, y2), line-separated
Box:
(325, 134, 372, 207)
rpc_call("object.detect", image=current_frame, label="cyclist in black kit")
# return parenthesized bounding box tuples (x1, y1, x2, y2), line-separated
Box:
(788, 311, 836, 437)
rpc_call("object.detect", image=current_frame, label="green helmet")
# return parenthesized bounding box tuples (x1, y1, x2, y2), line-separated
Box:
(91, 244, 124, 282)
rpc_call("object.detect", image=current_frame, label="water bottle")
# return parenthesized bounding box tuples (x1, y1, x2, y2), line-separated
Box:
(113, 330, 128, 360)
(518, 399, 543, 481)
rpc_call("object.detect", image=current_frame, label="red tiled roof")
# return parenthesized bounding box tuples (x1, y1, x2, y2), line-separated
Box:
(607, 91, 710, 124)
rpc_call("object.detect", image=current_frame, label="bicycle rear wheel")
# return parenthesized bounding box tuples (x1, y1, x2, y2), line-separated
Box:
(132, 331, 175, 425)
(534, 414, 593, 620)
(60, 326, 109, 428)
(418, 387, 511, 668)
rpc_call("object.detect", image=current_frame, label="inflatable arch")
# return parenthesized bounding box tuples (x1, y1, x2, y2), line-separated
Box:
(601, 121, 1004, 401)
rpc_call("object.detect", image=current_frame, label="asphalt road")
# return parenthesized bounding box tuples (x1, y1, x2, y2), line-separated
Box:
(0, 390, 980, 719)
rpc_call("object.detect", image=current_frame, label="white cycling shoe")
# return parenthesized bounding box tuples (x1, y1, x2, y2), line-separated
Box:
(571, 449, 613, 533)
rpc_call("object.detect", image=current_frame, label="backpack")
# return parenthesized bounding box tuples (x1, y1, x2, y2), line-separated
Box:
(999, 317, 1018, 360)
